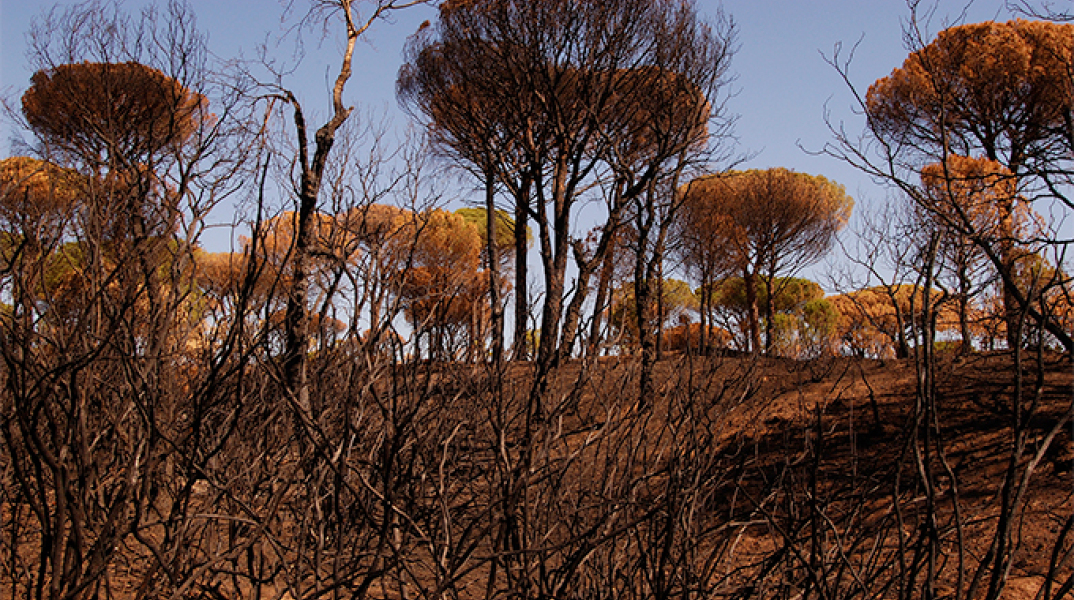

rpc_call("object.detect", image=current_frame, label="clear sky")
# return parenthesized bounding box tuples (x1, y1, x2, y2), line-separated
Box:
(0, 0, 1021, 246)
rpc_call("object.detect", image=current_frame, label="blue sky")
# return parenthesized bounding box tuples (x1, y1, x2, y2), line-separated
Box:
(1, 0, 1020, 250)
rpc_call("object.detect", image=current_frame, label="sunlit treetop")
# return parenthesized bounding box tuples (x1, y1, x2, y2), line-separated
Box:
(395, 208, 487, 326)
(336, 203, 413, 243)
(684, 168, 854, 244)
(0, 157, 83, 224)
(831, 284, 959, 324)
(22, 61, 207, 171)
(920, 155, 1016, 222)
(918, 154, 1046, 241)
(706, 276, 826, 315)
(866, 19, 1074, 170)
(247, 211, 348, 267)
(920, 155, 1016, 198)
(407, 209, 482, 275)
(455, 207, 530, 250)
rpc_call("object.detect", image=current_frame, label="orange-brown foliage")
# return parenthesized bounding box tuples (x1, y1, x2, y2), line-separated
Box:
(22, 62, 207, 168)
(0, 157, 82, 226)
(866, 20, 1074, 164)
(919, 155, 1024, 238)
(829, 285, 967, 358)
(682, 169, 853, 275)
(661, 323, 732, 353)
(397, 208, 485, 328)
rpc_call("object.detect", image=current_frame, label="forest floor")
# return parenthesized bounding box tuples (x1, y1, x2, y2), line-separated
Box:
(3, 349, 1071, 599)
(627, 349, 1074, 599)
(492, 348, 1074, 599)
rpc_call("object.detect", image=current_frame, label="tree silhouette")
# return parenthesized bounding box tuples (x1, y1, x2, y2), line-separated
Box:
(680, 169, 852, 354)
(23, 62, 206, 172)
(866, 19, 1074, 173)
(863, 18, 1074, 352)
(400, 0, 735, 372)
(395, 208, 486, 360)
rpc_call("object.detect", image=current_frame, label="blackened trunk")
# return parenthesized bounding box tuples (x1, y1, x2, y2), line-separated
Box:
(484, 167, 504, 364)
(512, 176, 531, 360)
(744, 271, 761, 355)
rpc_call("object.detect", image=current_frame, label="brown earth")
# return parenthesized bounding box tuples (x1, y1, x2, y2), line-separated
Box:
(2, 350, 1071, 599)
(536, 350, 1074, 599)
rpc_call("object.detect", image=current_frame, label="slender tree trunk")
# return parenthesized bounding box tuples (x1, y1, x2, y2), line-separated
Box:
(283, 181, 316, 409)
(698, 269, 710, 355)
(534, 201, 555, 364)
(655, 255, 665, 361)
(282, 3, 358, 407)
(587, 246, 616, 357)
(565, 186, 628, 361)
(633, 182, 659, 400)
(999, 196, 1021, 351)
(744, 271, 761, 355)
(560, 254, 593, 361)
(634, 268, 656, 401)
(536, 155, 570, 368)
(367, 269, 381, 348)
(763, 275, 775, 356)
(893, 301, 911, 360)
(560, 244, 602, 359)
(484, 167, 504, 364)
(958, 292, 973, 355)
(512, 176, 531, 360)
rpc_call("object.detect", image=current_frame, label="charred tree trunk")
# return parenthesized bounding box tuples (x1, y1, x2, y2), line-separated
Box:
(512, 175, 532, 360)
(282, 3, 359, 406)
(763, 274, 775, 356)
(484, 166, 504, 364)
(744, 270, 761, 355)
(587, 243, 616, 357)
(536, 154, 571, 368)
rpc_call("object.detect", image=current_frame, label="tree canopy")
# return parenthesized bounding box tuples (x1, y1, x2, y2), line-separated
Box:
(866, 19, 1074, 172)
(399, 0, 734, 365)
(680, 168, 852, 353)
(0, 157, 83, 273)
(455, 207, 527, 255)
(22, 61, 207, 171)
(608, 277, 698, 351)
